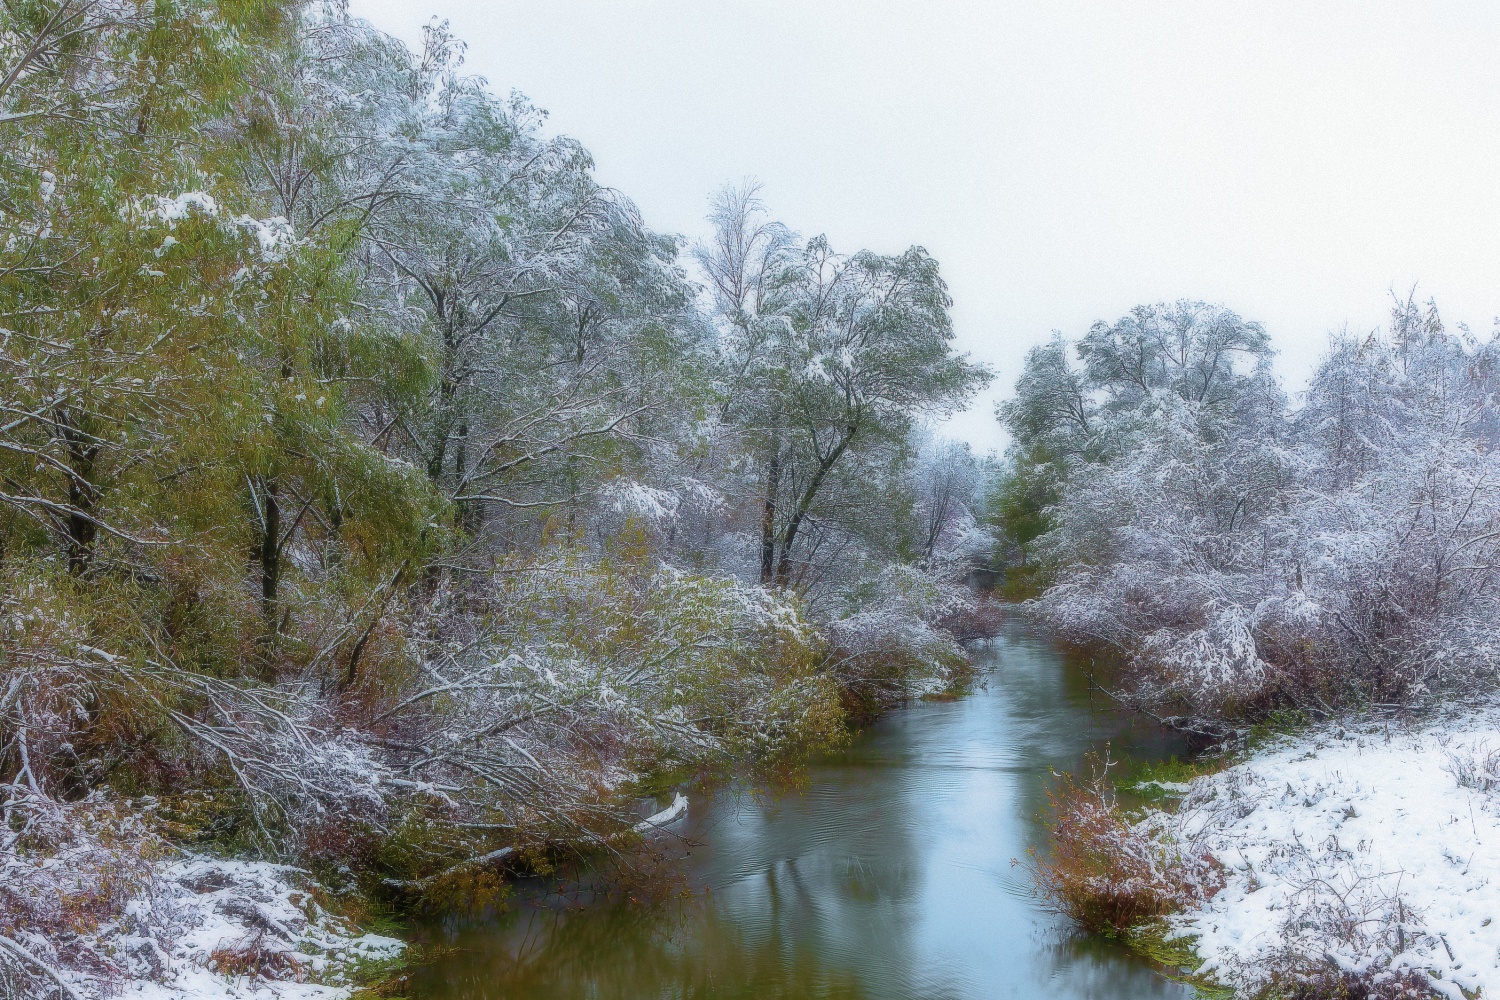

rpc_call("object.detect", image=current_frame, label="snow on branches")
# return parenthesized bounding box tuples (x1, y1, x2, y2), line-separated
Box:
(1004, 297, 1500, 724)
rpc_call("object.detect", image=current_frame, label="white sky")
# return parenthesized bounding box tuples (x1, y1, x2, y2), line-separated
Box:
(348, 0, 1500, 453)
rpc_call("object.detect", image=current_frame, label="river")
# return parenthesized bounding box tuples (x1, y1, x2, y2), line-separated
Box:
(406, 619, 1199, 999)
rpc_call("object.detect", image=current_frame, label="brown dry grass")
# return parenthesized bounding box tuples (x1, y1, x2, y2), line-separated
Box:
(209, 928, 306, 981)
(1030, 753, 1223, 935)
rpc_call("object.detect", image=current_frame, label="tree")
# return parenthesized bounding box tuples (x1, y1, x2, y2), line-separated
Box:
(318, 25, 701, 538)
(1001, 295, 1500, 724)
(703, 184, 990, 586)
(913, 437, 983, 566)
(0, 0, 286, 573)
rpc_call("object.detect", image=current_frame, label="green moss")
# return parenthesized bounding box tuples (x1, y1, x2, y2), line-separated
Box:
(1126, 754, 1225, 785)
(1117, 753, 1230, 805)
(1245, 708, 1312, 751)
(1124, 922, 1235, 1000)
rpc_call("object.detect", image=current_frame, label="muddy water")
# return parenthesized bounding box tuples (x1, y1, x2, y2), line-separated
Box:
(407, 620, 1198, 999)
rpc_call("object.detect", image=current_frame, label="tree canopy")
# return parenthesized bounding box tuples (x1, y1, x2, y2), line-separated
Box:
(0, 8, 994, 992)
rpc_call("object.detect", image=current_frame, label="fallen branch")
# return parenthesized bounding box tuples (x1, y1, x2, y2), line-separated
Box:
(0, 935, 86, 1000)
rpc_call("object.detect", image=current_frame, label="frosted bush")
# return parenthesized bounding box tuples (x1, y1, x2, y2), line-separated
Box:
(1006, 297, 1500, 724)
(1140, 606, 1270, 709)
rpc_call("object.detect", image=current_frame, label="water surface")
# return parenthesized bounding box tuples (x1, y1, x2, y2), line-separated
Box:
(409, 620, 1197, 999)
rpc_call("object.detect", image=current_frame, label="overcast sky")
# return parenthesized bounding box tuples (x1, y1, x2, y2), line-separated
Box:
(348, 0, 1500, 452)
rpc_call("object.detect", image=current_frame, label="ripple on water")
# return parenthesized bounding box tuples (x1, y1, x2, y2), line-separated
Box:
(407, 621, 1197, 1000)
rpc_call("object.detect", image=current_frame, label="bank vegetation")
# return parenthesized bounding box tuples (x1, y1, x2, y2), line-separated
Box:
(0, 3, 995, 996)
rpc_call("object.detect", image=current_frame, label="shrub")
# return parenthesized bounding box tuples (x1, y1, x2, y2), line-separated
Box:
(1031, 753, 1223, 935)
(820, 563, 973, 719)
(1250, 962, 1432, 999)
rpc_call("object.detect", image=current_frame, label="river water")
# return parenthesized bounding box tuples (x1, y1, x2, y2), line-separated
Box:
(407, 620, 1199, 999)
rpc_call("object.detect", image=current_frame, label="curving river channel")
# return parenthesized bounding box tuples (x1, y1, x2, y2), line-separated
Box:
(407, 620, 1199, 1000)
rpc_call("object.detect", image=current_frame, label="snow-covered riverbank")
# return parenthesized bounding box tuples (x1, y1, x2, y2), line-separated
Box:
(1159, 704, 1500, 998)
(6, 852, 401, 1000)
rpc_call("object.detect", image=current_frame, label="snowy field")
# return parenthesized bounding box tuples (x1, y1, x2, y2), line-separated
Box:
(1163, 703, 1500, 998)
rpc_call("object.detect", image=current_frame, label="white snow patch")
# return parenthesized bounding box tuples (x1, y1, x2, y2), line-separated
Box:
(34, 856, 401, 1000)
(1166, 701, 1500, 997)
(605, 481, 679, 524)
(634, 793, 688, 833)
(234, 215, 297, 262)
(149, 192, 220, 223)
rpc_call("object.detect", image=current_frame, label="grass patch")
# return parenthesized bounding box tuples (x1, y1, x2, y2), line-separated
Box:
(346, 946, 417, 1000)
(1119, 753, 1231, 804)
(1245, 708, 1312, 751)
(346, 937, 461, 1000)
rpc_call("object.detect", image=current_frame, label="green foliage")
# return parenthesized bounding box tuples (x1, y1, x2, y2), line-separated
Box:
(488, 546, 850, 772)
(701, 184, 991, 586)
(987, 447, 1062, 598)
(1124, 924, 1235, 999)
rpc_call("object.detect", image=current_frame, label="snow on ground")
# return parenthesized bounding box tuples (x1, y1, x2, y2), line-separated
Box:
(633, 792, 688, 833)
(38, 856, 401, 1000)
(1163, 702, 1500, 998)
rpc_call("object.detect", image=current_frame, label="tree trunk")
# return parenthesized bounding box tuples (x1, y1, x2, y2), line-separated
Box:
(258, 476, 281, 623)
(775, 427, 855, 587)
(759, 436, 781, 584)
(58, 413, 99, 576)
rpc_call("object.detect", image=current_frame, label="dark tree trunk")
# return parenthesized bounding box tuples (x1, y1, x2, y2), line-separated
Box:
(774, 426, 855, 588)
(259, 476, 281, 622)
(759, 439, 781, 584)
(58, 412, 100, 576)
(66, 476, 98, 576)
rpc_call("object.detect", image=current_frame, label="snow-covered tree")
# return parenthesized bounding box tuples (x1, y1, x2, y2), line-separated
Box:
(701, 183, 990, 588)
(1003, 297, 1500, 726)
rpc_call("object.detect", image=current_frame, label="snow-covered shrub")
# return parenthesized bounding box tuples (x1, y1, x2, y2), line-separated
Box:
(818, 563, 972, 716)
(1138, 606, 1273, 711)
(356, 548, 845, 892)
(1003, 297, 1500, 726)
(0, 794, 165, 993)
(0, 797, 401, 1000)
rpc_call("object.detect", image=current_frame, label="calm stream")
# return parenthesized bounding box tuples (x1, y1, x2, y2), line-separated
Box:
(408, 620, 1198, 999)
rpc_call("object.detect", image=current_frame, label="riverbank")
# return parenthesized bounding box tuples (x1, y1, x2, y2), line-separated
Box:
(1111, 701, 1500, 999)
(5, 837, 402, 1000)
(401, 623, 1194, 1000)
(6, 612, 997, 1000)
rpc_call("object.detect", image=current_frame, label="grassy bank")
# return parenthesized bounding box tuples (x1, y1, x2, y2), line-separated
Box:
(1035, 703, 1500, 1000)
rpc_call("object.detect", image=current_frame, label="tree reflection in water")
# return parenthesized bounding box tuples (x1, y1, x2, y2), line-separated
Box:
(408, 622, 1197, 1000)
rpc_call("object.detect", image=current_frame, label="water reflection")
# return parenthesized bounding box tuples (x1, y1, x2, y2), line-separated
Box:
(408, 621, 1197, 999)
